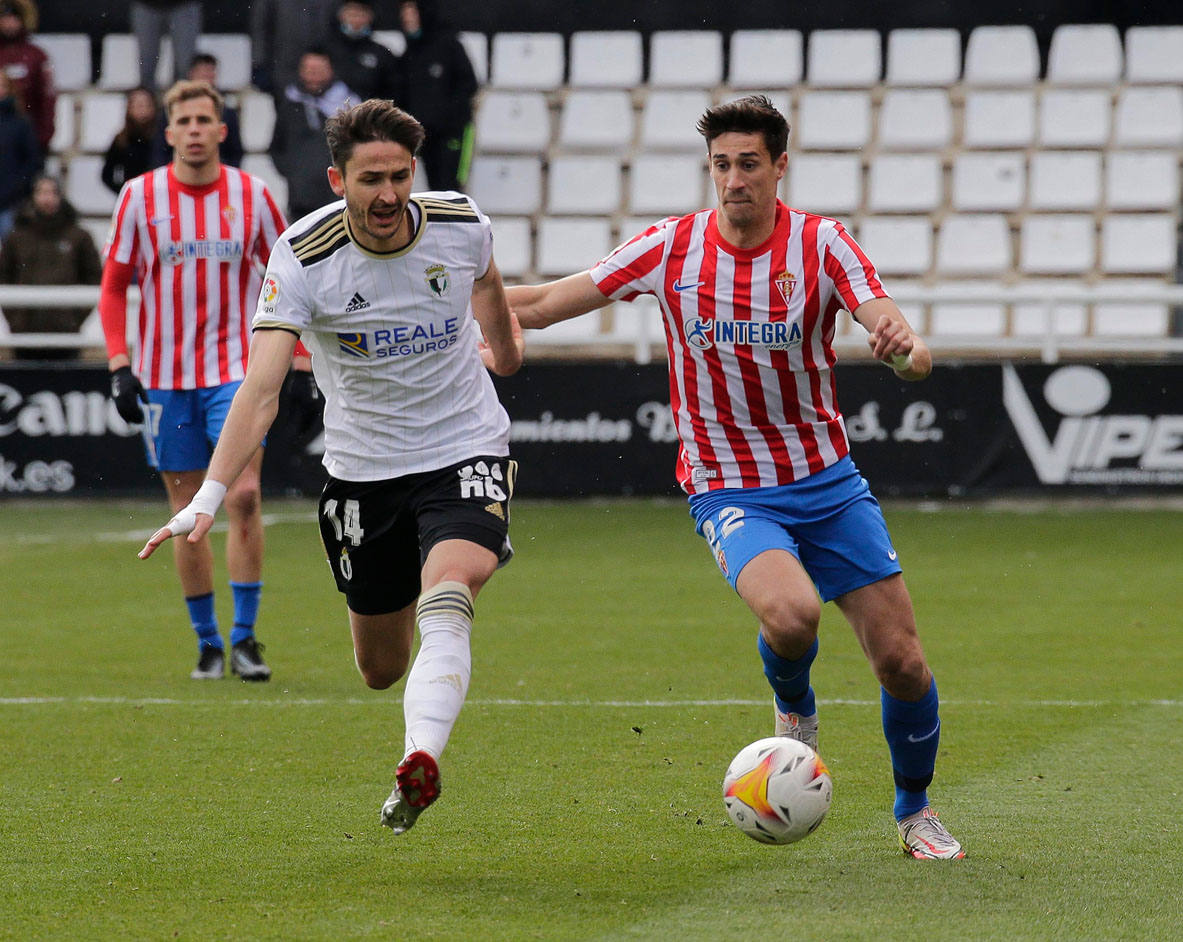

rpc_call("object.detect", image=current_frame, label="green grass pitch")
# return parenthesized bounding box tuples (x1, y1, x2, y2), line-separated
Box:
(0, 498, 1180, 940)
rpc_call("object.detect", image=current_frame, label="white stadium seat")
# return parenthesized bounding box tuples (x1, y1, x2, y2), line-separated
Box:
(727, 30, 803, 88)
(1100, 214, 1178, 274)
(64, 156, 116, 216)
(806, 30, 881, 88)
(33, 33, 91, 92)
(1094, 278, 1171, 336)
(546, 155, 622, 215)
(80, 217, 113, 254)
(79, 92, 127, 153)
(857, 217, 933, 277)
(964, 25, 1040, 86)
(962, 90, 1036, 148)
(876, 89, 953, 151)
(1046, 24, 1122, 85)
(1113, 86, 1183, 147)
(459, 32, 489, 85)
(884, 28, 961, 86)
(951, 152, 1026, 211)
(465, 156, 543, 215)
(1105, 151, 1179, 210)
(557, 91, 634, 151)
(1037, 89, 1112, 148)
(866, 154, 943, 214)
(1011, 281, 1088, 337)
(936, 214, 1012, 276)
(98, 34, 139, 90)
(784, 153, 863, 215)
(627, 153, 707, 216)
(1124, 26, 1183, 84)
(795, 90, 872, 150)
(535, 216, 613, 275)
(929, 295, 1007, 336)
(648, 31, 724, 88)
(240, 154, 287, 211)
(238, 90, 276, 153)
(1028, 151, 1102, 211)
(490, 216, 532, 278)
(49, 94, 76, 153)
(568, 31, 643, 88)
(373, 30, 406, 57)
(638, 90, 713, 152)
(197, 34, 252, 91)
(1019, 214, 1096, 274)
(474, 91, 550, 153)
(489, 32, 565, 90)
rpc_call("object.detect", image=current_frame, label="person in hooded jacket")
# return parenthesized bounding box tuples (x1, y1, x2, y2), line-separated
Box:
(0, 68, 39, 240)
(0, 0, 55, 154)
(0, 174, 102, 360)
(102, 86, 160, 194)
(324, 1, 400, 103)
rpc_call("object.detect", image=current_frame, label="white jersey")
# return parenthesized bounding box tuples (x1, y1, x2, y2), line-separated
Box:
(253, 192, 510, 481)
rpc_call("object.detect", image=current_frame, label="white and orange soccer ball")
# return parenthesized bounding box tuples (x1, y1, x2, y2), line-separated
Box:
(723, 736, 832, 844)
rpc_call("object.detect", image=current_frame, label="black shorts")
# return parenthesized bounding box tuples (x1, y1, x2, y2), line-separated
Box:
(317, 455, 517, 616)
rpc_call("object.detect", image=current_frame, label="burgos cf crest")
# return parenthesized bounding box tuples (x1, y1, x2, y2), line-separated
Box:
(425, 264, 449, 297)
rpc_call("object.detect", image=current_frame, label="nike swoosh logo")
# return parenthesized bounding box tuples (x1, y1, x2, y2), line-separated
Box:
(672, 279, 704, 292)
(888, 550, 898, 560)
(906, 722, 940, 743)
(149, 215, 173, 225)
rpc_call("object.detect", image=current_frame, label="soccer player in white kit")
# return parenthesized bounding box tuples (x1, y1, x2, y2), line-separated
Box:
(507, 96, 964, 859)
(138, 99, 525, 835)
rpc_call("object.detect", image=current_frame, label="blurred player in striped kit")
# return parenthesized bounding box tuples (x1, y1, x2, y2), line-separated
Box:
(508, 95, 964, 860)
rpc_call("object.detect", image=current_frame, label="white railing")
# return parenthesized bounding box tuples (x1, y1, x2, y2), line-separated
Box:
(2, 283, 1182, 363)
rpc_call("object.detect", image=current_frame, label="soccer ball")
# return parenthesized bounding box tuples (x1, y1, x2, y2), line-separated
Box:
(723, 736, 832, 845)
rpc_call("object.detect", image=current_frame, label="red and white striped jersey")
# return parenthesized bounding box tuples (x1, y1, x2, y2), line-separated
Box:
(591, 201, 889, 494)
(104, 164, 287, 389)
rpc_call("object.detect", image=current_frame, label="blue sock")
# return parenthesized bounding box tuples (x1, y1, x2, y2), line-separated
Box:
(758, 634, 818, 716)
(882, 677, 941, 820)
(229, 581, 262, 646)
(185, 592, 221, 650)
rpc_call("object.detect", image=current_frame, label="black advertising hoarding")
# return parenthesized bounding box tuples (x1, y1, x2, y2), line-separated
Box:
(0, 362, 1180, 499)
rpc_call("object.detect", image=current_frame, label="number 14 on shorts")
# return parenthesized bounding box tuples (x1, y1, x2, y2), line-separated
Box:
(323, 498, 365, 546)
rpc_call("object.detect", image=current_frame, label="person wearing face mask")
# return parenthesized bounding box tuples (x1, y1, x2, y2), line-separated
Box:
(324, 0, 401, 103)
(0, 69, 38, 239)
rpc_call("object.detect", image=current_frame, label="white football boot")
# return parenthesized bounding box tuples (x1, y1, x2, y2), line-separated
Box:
(897, 807, 965, 859)
(774, 701, 819, 753)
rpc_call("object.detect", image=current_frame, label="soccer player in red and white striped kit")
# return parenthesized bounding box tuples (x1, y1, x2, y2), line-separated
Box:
(100, 80, 291, 682)
(508, 95, 964, 859)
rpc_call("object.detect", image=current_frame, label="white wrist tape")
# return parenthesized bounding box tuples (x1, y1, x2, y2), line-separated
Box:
(166, 479, 227, 536)
(890, 352, 914, 371)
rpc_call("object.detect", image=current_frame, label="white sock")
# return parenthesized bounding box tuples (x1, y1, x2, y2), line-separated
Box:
(403, 581, 474, 761)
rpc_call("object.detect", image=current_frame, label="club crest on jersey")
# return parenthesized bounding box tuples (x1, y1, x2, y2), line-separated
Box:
(425, 264, 449, 297)
(683, 316, 803, 351)
(222, 205, 238, 225)
(775, 271, 797, 302)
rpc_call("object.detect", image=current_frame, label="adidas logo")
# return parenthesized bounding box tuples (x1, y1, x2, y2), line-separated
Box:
(429, 673, 465, 693)
(344, 291, 371, 313)
(484, 502, 505, 520)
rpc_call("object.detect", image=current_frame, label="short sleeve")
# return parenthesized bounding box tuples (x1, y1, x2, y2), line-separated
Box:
(252, 238, 314, 334)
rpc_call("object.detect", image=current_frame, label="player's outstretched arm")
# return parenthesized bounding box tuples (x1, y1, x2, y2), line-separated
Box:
(853, 297, 932, 380)
(139, 328, 299, 559)
(471, 257, 524, 376)
(504, 272, 612, 329)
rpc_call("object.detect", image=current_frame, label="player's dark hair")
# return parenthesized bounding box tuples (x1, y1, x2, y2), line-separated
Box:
(696, 94, 790, 159)
(325, 98, 427, 168)
(163, 79, 224, 121)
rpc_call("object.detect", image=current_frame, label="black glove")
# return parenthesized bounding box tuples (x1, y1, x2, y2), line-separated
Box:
(110, 366, 148, 424)
(282, 369, 322, 436)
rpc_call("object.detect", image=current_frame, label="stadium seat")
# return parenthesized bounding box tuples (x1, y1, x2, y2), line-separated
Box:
(1046, 24, 1122, 85)
(1028, 151, 1102, 210)
(98, 34, 140, 90)
(372, 30, 406, 57)
(857, 217, 933, 277)
(1011, 281, 1088, 338)
(459, 32, 489, 85)
(1093, 279, 1171, 335)
(546, 155, 622, 215)
(1104, 151, 1179, 210)
(63, 156, 116, 216)
(727, 30, 804, 88)
(79, 216, 112, 252)
(196, 34, 252, 90)
(240, 155, 288, 212)
(238, 90, 276, 153)
(806, 30, 881, 87)
(465, 155, 543, 215)
(929, 296, 1007, 336)
(606, 293, 666, 357)
(568, 31, 643, 88)
(618, 215, 673, 242)
(648, 31, 724, 88)
(474, 91, 551, 153)
(627, 153, 707, 216)
(1019, 214, 1096, 274)
(1124, 25, 1183, 84)
(962, 90, 1036, 148)
(1037, 89, 1112, 148)
(866, 154, 942, 214)
(79, 92, 127, 153)
(884, 28, 961, 86)
(489, 32, 565, 90)
(935, 214, 1012, 276)
(876, 89, 953, 151)
(951, 152, 1026, 211)
(1100, 214, 1178, 274)
(795, 90, 872, 150)
(637, 90, 713, 152)
(535, 216, 613, 275)
(525, 308, 609, 344)
(784, 153, 862, 215)
(33, 33, 91, 92)
(963, 25, 1040, 86)
(557, 90, 634, 151)
(489, 216, 532, 278)
(49, 94, 76, 154)
(1112, 86, 1183, 147)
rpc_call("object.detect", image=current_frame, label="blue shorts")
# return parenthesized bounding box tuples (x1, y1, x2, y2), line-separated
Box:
(687, 456, 902, 602)
(142, 383, 250, 472)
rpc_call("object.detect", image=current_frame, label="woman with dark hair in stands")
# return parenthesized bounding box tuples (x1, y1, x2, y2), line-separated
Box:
(102, 86, 161, 194)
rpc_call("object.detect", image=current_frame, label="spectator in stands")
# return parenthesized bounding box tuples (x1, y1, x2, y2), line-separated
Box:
(325, 0, 400, 102)
(249, 0, 336, 96)
(394, 0, 477, 192)
(0, 68, 39, 239)
(270, 49, 355, 220)
(102, 87, 159, 194)
(151, 53, 244, 168)
(0, 0, 55, 154)
(0, 174, 102, 360)
(130, 0, 202, 92)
